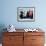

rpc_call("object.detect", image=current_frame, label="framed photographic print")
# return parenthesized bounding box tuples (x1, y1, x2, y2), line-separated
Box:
(17, 7, 35, 22)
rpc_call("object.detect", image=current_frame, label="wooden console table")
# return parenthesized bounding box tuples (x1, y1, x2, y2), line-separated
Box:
(2, 29, 45, 46)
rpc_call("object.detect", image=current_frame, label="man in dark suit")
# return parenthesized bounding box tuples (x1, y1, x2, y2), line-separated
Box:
(20, 11, 24, 19)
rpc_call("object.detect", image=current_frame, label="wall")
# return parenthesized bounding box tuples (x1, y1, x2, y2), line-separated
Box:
(0, 0, 46, 29)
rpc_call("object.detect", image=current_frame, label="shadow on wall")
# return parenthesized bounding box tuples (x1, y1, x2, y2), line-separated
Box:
(0, 24, 7, 43)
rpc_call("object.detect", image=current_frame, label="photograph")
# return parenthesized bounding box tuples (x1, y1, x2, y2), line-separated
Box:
(17, 7, 35, 22)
